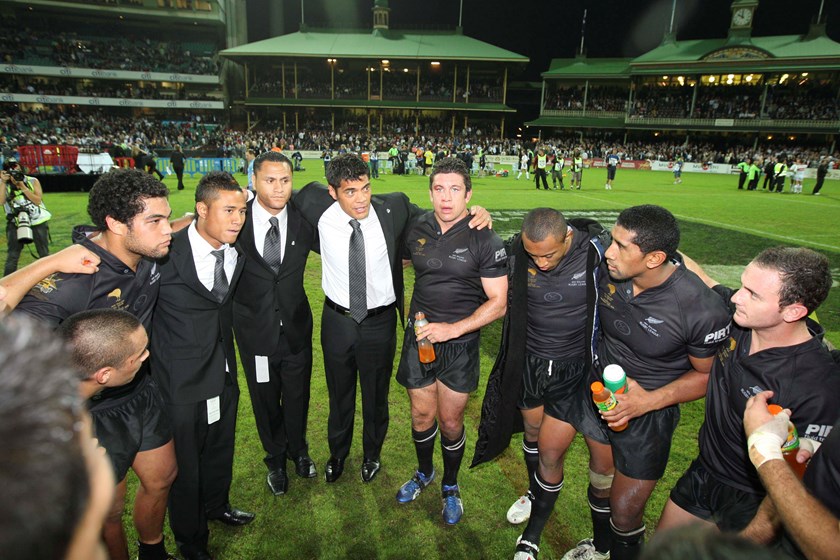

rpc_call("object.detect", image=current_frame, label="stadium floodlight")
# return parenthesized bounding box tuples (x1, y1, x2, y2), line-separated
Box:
(381, 59, 389, 65)
(430, 61, 441, 66)
(708, 76, 716, 83)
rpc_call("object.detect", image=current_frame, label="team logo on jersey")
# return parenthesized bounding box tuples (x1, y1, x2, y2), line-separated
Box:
(417, 238, 427, 247)
(639, 316, 663, 337)
(34, 274, 59, 294)
(149, 263, 160, 285)
(544, 292, 563, 302)
(600, 287, 616, 310)
(427, 258, 443, 269)
(569, 270, 587, 287)
(572, 271, 586, 281)
(528, 267, 537, 277)
(449, 247, 469, 263)
(613, 320, 631, 336)
(107, 288, 129, 312)
(413, 238, 428, 257)
(740, 385, 765, 399)
(108, 289, 122, 299)
(716, 336, 737, 365)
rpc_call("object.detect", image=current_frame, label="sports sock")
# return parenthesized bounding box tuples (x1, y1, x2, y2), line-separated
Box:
(589, 484, 612, 553)
(138, 539, 168, 560)
(440, 427, 466, 486)
(412, 421, 438, 477)
(523, 439, 539, 488)
(521, 470, 563, 545)
(610, 520, 645, 560)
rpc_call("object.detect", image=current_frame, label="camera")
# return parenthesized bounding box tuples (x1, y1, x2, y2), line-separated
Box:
(8, 170, 24, 183)
(14, 207, 33, 244)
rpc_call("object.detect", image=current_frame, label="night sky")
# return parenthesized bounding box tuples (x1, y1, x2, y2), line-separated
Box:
(247, 0, 840, 81)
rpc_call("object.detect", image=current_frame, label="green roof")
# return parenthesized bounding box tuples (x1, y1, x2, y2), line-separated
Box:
(542, 57, 631, 79)
(220, 29, 528, 63)
(631, 32, 840, 73)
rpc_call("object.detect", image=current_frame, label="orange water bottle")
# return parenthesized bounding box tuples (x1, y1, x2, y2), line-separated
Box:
(414, 312, 436, 364)
(768, 404, 807, 479)
(591, 381, 627, 432)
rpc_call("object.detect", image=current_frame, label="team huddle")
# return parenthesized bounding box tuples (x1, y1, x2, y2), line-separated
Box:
(0, 152, 837, 560)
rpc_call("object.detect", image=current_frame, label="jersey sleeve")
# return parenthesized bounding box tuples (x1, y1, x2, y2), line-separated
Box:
(684, 286, 733, 358)
(474, 230, 508, 279)
(13, 272, 93, 327)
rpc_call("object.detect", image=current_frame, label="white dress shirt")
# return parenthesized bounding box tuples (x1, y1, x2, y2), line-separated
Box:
(188, 221, 236, 293)
(251, 197, 288, 264)
(318, 201, 395, 309)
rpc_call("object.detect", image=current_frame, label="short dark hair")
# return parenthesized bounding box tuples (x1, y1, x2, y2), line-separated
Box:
(616, 204, 680, 257)
(522, 208, 568, 242)
(195, 170, 242, 206)
(429, 157, 472, 192)
(326, 153, 369, 189)
(58, 309, 143, 379)
(87, 168, 169, 230)
(753, 247, 832, 314)
(0, 316, 89, 560)
(253, 151, 292, 174)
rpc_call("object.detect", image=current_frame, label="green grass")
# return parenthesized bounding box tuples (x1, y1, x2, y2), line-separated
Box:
(3, 166, 838, 559)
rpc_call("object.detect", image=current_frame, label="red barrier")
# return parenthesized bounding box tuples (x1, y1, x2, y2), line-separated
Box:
(114, 157, 136, 169)
(17, 145, 81, 173)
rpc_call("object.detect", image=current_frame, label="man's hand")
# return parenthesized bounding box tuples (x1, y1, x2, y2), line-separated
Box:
(50, 244, 101, 274)
(415, 321, 460, 344)
(467, 205, 492, 230)
(744, 391, 789, 469)
(600, 377, 656, 428)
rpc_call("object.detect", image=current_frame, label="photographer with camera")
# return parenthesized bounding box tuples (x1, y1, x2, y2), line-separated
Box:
(1, 158, 51, 275)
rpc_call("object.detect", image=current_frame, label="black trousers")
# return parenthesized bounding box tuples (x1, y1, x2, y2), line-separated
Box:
(167, 380, 239, 555)
(748, 177, 759, 190)
(241, 335, 313, 470)
(320, 303, 396, 460)
(738, 172, 747, 189)
(4, 219, 49, 275)
(813, 175, 826, 194)
(173, 166, 185, 190)
(534, 168, 549, 189)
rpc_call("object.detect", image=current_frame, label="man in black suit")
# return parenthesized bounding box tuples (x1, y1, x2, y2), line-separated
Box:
(295, 153, 491, 484)
(233, 152, 317, 496)
(150, 171, 253, 560)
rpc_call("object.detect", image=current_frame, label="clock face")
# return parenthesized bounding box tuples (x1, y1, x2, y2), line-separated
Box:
(732, 7, 753, 26)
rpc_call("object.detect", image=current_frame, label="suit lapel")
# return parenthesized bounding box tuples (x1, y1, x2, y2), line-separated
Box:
(171, 229, 215, 301)
(372, 196, 396, 267)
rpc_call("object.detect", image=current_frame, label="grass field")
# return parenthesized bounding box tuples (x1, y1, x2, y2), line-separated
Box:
(3, 164, 839, 559)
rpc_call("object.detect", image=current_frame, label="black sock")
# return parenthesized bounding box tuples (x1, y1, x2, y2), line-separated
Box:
(412, 421, 438, 477)
(610, 520, 645, 560)
(589, 485, 612, 553)
(521, 471, 563, 545)
(523, 439, 539, 490)
(138, 539, 168, 560)
(440, 427, 466, 487)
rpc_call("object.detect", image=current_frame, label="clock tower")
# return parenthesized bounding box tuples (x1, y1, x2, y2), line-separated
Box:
(729, 0, 759, 39)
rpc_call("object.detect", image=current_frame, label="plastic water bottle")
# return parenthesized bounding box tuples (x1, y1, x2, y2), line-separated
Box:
(768, 404, 807, 479)
(603, 364, 628, 394)
(414, 312, 436, 364)
(591, 381, 627, 432)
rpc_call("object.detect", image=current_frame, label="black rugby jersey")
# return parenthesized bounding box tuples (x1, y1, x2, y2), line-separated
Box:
(698, 285, 840, 494)
(525, 228, 589, 359)
(405, 212, 507, 342)
(595, 264, 731, 388)
(15, 226, 161, 400)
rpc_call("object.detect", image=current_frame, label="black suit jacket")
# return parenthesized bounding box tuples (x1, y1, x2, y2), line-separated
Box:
(150, 226, 244, 406)
(232, 197, 315, 356)
(294, 181, 422, 323)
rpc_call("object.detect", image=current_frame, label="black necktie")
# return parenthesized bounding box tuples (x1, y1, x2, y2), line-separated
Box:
(211, 249, 229, 302)
(348, 219, 367, 323)
(264, 216, 282, 273)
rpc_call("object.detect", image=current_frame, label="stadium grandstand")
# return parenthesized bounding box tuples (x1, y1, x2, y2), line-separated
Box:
(218, 0, 527, 141)
(527, 0, 840, 163)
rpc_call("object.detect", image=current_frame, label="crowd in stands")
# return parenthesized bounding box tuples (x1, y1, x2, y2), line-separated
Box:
(1, 107, 837, 167)
(1, 77, 218, 101)
(541, 83, 840, 121)
(0, 27, 218, 75)
(247, 75, 501, 102)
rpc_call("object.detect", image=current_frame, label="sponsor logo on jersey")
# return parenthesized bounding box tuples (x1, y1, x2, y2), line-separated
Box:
(716, 336, 737, 365)
(107, 288, 129, 311)
(804, 424, 834, 441)
(34, 274, 59, 294)
(544, 292, 563, 302)
(494, 247, 507, 263)
(703, 324, 731, 345)
(613, 319, 631, 336)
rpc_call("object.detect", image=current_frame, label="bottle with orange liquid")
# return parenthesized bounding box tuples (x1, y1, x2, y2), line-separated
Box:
(414, 311, 436, 364)
(768, 404, 807, 479)
(591, 381, 627, 432)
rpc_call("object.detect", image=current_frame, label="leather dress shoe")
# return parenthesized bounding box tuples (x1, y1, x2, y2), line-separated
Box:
(324, 457, 345, 483)
(293, 455, 317, 478)
(266, 467, 289, 496)
(209, 507, 256, 527)
(361, 458, 381, 483)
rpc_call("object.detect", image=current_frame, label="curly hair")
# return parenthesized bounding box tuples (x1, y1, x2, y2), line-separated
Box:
(429, 157, 472, 192)
(87, 168, 169, 230)
(616, 204, 680, 258)
(326, 153, 369, 189)
(753, 247, 832, 314)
